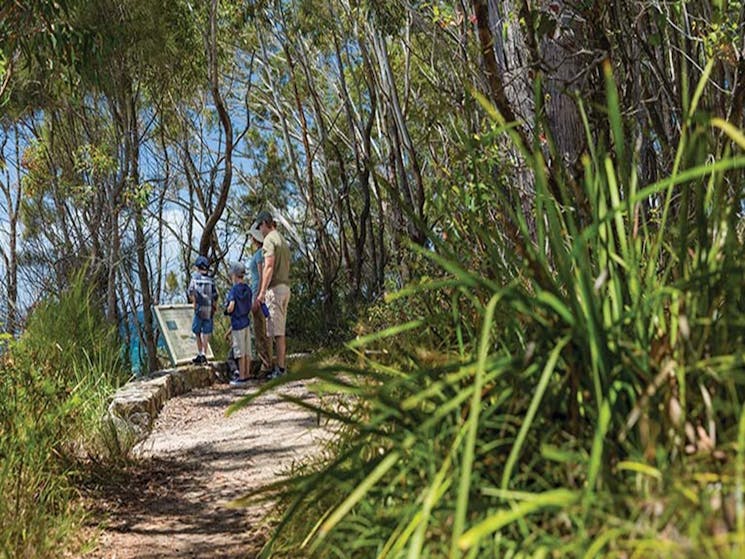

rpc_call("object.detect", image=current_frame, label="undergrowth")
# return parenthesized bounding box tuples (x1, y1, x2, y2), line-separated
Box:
(233, 63, 745, 558)
(0, 275, 128, 559)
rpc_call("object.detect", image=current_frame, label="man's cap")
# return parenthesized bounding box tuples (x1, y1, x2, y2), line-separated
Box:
(194, 255, 210, 270)
(248, 226, 264, 244)
(254, 210, 274, 226)
(229, 261, 246, 277)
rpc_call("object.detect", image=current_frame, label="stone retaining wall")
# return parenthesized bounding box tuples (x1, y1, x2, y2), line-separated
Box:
(107, 362, 226, 448)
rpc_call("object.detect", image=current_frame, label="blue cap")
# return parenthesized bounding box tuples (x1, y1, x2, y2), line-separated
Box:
(194, 255, 210, 270)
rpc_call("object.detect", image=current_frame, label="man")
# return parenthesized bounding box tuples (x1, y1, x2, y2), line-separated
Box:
(254, 210, 291, 378)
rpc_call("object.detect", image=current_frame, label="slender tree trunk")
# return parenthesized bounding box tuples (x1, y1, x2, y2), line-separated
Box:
(120, 80, 159, 374)
(199, 0, 234, 258)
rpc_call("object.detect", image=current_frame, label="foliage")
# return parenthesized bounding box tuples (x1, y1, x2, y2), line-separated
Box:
(235, 67, 745, 558)
(0, 274, 128, 558)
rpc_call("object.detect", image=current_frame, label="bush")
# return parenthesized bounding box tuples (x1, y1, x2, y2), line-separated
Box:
(240, 67, 745, 558)
(0, 274, 127, 558)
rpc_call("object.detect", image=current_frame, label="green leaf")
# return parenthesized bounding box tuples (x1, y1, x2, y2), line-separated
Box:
(458, 489, 579, 550)
(501, 336, 570, 490)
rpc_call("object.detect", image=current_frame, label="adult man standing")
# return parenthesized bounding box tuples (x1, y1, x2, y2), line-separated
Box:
(254, 210, 291, 378)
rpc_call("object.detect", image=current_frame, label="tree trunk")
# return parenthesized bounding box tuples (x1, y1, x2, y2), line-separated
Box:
(123, 80, 159, 374)
(199, 0, 234, 258)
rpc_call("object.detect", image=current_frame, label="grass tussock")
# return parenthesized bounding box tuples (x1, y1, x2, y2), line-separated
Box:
(0, 275, 128, 559)
(236, 66, 745, 558)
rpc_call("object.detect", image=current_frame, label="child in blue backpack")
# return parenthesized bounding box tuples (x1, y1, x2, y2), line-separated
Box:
(188, 255, 218, 364)
(225, 262, 253, 386)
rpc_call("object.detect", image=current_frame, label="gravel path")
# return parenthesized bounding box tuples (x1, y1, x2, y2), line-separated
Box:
(84, 379, 324, 559)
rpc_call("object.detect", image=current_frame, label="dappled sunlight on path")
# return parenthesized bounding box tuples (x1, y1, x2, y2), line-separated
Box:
(84, 379, 325, 559)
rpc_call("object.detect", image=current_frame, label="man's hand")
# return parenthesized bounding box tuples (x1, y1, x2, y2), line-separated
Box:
(257, 291, 266, 304)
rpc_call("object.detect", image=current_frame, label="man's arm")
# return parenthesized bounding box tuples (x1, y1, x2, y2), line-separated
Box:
(252, 259, 265, 311)
(257, 254, 275, 303)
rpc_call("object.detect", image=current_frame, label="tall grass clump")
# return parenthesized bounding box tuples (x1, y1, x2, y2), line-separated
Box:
(0, 274, 128, 559)
(234, 64, 745, 558)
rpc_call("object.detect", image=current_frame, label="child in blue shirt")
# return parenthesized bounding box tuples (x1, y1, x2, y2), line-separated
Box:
(225, 261, 252, 386)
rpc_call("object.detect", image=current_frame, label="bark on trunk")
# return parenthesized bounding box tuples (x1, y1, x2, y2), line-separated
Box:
(199, 0, 234, 258)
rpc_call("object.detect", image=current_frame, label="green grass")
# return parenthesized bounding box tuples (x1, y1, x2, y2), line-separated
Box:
(0, 274, 128, 559)
(233, 65, 745, 558)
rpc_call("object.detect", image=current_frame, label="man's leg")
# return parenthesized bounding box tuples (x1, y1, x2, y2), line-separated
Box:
(252, 306, 272, 370)
(271, 285, 290, 374)
(276, 335, 286, 370)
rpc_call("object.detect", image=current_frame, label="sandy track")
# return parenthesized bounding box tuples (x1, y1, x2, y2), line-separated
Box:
(83, 379, 323, 559)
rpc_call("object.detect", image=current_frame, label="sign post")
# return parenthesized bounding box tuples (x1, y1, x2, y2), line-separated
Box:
(154, 304, 214, 366)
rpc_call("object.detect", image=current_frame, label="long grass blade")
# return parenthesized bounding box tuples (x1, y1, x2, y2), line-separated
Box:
(501, 336, 570, 491)
(450, 294, 500, 558)
(458, 489, 578, 550)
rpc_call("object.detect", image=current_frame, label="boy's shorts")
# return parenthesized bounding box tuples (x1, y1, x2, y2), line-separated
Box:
(231, 326, 251, 359)
(266, 284, 291, 337)
(192, 315, 214, 335)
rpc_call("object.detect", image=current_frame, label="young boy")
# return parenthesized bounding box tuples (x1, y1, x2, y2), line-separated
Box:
(225, 261, 253, 386)
(188, 255, 218, 364)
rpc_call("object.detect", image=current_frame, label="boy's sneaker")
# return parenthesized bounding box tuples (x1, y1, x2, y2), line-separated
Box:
(193, 354, 208, 365)
(268, 367, 284, 380)
(229, 377, 250, 387)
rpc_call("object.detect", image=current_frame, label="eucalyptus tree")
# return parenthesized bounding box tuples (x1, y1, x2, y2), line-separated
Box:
(0, 123, 22, 333)
(472, 0, 745, 220)
(244, 0, 484, 323)
(2, 0, 206, 370)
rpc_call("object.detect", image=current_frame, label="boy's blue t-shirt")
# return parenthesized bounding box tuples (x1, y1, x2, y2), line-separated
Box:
(226, 282, 252, 330)
(249, 248, 263, 300)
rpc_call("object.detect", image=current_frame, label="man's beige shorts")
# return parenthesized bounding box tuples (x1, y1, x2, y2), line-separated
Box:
(231, 326, 251, 359)
(266, 284, 291, 337)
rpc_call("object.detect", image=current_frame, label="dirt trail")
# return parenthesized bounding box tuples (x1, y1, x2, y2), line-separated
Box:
(84, 379, 324, 559)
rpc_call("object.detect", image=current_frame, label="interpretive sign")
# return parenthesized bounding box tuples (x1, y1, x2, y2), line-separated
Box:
(154, 304, 214, 366)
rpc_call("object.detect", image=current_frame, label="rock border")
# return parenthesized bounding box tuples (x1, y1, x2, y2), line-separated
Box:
(106, 362, 227, 448)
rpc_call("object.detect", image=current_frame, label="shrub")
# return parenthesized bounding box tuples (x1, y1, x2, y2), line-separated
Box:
(0, 274, 127, 558)
(238, 65, 745, 558)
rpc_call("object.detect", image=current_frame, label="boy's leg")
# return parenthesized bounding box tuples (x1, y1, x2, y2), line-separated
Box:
(201, 317, 214, 362)
(192, 315, 204, 362)
(244, 328, 252, 378)
(240, 355, 248, 379)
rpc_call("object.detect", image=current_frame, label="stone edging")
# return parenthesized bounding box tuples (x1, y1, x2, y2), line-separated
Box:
(106, 362, 227, 448)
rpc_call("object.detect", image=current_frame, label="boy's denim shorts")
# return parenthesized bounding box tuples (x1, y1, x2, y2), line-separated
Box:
(192, 315, 214, 335)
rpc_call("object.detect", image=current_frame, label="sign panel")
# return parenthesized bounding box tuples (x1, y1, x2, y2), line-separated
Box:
(154, 304, 214, 366)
